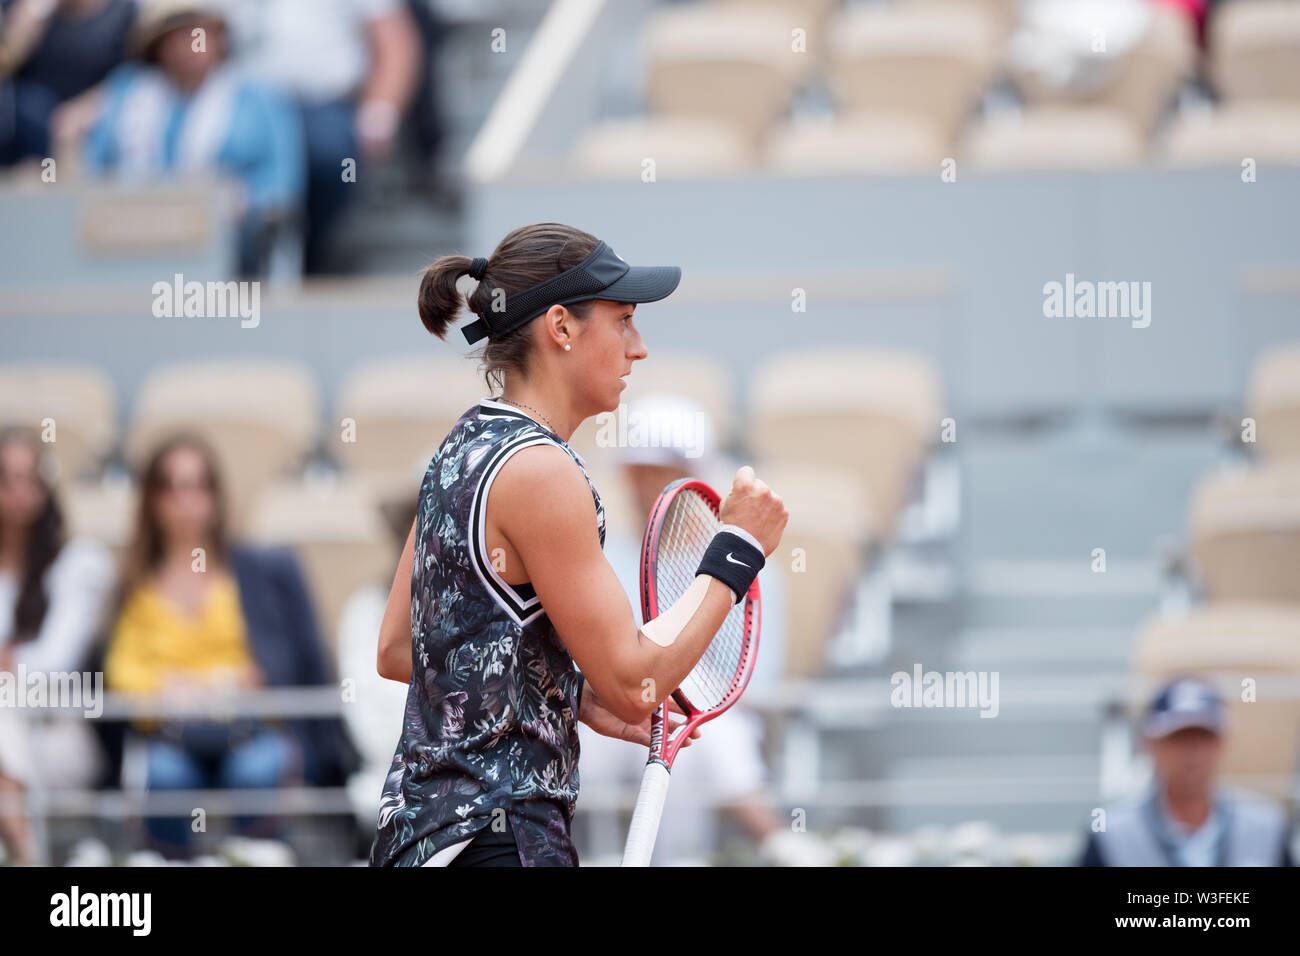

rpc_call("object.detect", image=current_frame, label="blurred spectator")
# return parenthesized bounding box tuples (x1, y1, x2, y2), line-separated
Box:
(81, 0, 304, 277)
(0, 0, 136, 166)
(219, 0, 422, 274)
(335, 476, 415, 853)
(578, 393, 832, 865)
(1011, 0, 1156, 97)
(400, 0, 447, 187)
(1079, 677, 1296, 866)
(0, 427, 115, 865)
(102, 433, 357, 859)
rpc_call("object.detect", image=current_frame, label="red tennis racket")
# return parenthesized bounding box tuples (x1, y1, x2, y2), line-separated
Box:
(621, 477, 761, 867)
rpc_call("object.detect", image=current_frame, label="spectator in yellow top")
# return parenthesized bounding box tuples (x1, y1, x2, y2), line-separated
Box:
(102, 432, 357, 858)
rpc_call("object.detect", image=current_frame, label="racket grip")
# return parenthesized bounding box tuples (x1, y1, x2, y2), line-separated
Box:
(621, 760, 671, 867)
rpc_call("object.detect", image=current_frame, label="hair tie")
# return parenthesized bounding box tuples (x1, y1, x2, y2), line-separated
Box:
(468, 257, 488, 281)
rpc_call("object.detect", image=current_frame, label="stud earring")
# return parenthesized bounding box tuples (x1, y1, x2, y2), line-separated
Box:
(564, 344, 572, 351)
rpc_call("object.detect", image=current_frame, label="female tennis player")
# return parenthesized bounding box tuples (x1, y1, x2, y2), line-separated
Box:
(368, 222, 787, 867)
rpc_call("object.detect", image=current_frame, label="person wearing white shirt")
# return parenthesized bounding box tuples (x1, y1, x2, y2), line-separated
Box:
(0, 427, 116, 864)
(217, 0, 422, 273)
(577, 393, 834, 866)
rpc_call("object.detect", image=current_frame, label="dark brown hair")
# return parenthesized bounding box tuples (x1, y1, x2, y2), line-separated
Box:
(417, 222, 600, 392)
(0, 427, 65, 644)
(116, 432, 229, 611)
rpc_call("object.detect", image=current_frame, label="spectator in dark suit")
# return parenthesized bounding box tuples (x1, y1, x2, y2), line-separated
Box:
(102, 432, 357, 858)
(0, 0, 136, 166)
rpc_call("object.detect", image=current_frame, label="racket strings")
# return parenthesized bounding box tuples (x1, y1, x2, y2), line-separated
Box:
(656, 492, 750, 713)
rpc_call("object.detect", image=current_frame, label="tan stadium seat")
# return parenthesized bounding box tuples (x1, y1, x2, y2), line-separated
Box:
(62, 478, 135, 557)
(126, 358, 321, 533)
(248, 476, 393, 651)
(1247, 345, 1300, 459)
(714, 0, 839, 30)
(1009, 2, 1195, 136)
(1210, 0, 1300, 103)
(753, 461, 877, 679)
(827, 2, 1000, 144)
(765, 112, 952, 174)
(747, 349, 943, 539)
(335, 355, 489, 480)
(645, 4, 810, 145)
(572, 117, 755, 180)
(1162, 104, 1300, 168)
(0, 363, 116, 480)
(964, 107, 1146, 171)
(1132, 604, 1300, 799)
(901, 0, 1020, 41)
(1188, 462, 1300, 604)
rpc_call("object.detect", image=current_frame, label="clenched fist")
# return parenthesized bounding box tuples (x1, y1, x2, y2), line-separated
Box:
(719, 465, 789, 557)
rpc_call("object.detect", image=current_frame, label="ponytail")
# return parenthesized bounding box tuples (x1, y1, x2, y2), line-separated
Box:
(415, 223, 601, 390)
(417, 254, 475, 340)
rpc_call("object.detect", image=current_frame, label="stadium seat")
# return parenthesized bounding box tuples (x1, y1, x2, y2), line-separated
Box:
(572, 117, 755, 180)
(1132, 603, 1300, 799)
(1008, 1, 1195, 136)
(752, 460, 877, 679)
(827, 2, 1001, 144)
(1246, 344, 1300, 459)
(0, 363, 117, 480)
(247, 475, 392, 651)
(765, 112, 952, 174)
(902, 0, 1020, 40)
(714, 0, 839, 30)
(334, 355, 489, 480)
(747, 348, 943, 539)
(1188, 461, 1300, 604)
(964, 107, 1147, 171)
(1161, 104, 1300, 168)
(645, 3, 810, 145)
(61, 478, 135, 556)
(1209, 0, 1300, 103)
(126, 358, 321, 533)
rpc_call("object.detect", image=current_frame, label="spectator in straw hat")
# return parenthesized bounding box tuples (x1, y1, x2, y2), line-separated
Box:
(80, 0, 304, 276)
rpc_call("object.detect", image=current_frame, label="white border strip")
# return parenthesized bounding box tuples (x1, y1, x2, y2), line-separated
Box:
(472, 435, 557, 625)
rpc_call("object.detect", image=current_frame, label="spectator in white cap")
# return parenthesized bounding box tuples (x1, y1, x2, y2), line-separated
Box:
(578, 392, 831, 865)
(1079, 677, 1295, 867)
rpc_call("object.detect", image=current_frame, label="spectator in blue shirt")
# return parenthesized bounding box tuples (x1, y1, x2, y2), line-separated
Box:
(82, 0, 303, 276)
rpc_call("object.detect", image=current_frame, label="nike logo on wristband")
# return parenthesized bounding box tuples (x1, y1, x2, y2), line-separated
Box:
(724, 552, 750, 568)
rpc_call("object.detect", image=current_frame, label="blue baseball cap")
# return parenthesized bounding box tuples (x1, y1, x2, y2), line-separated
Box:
(1143, 678, 1224, 739)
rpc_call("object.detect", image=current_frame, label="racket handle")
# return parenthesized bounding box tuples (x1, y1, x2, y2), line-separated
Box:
(621, 760, 671, 867)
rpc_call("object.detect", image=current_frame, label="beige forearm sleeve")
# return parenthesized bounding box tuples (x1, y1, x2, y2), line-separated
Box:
(639, 575, 712, 647)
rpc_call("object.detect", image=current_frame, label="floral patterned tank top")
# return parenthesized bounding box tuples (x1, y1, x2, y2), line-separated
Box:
(369, 397, 605, 867)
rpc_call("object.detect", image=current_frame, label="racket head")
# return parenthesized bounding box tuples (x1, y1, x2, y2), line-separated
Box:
(640, 477, 761, 765)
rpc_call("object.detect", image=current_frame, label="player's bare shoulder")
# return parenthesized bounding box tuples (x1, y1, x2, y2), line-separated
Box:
(490, 442, 596, 533)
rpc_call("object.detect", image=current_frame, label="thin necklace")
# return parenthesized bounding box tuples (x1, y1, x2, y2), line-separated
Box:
(498, 395, 557, 434)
